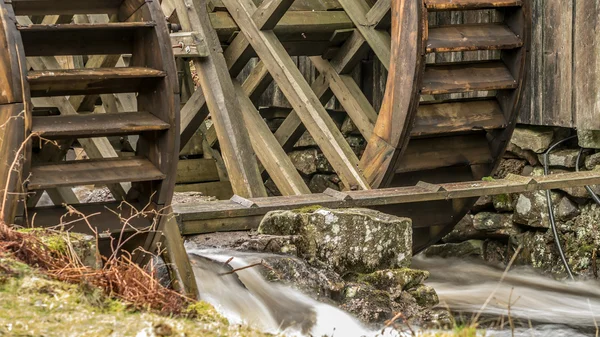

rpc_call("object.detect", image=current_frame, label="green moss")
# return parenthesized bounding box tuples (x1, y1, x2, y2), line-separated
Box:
(494, 193, 510, 203)
(292, 205, 324, 214)
(481, 176, 495, 182)
(16, 228, 89, 255)
(0, 256, 272, 337)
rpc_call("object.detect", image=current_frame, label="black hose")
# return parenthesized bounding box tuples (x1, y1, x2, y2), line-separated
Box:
(576, 148, 600, 206)
(543, 135, 576, 280)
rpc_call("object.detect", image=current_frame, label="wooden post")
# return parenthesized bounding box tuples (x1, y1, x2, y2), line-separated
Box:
(161, 215, 199, 299)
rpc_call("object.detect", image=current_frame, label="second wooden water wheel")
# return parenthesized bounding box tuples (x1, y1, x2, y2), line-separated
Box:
(0, 0, 179, 258)
(169, 0, 529, 252)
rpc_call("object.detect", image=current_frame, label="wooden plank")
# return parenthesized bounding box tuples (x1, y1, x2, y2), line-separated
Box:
(221, 0, 370, 190)
(365, 0, 391, 29)
(29, 157, 166, 190)
(176, 159, 220, 184)
(0, 1, 26, 104)
(541, 0, 573, 127)
(427, 23, 523, 53)
(19, 22, 155, 56)
(411, 99, 507, 137)
(573, 0, 600, 131)
(395, 134, 494, 173)
(0, 104, 26, 222)
(11, 0, 146, 20)
(222, 0, 295, 77)
(234, 81, 311, 195)
(273, 31, 368, 152)
(425, 0, 522, 11)
(175, 181, 234, 200)
(32, 112, 170, 138)
(173, 170, 600, 230)
(27, 67, 166, 96)
(422, 61, 517, 95)
(160, 215, 199, 298)
(337, 0, 391, 69)
(174, 0, 267, 198)
(309, 56, 377, 140)
(210, 10, 354, 43)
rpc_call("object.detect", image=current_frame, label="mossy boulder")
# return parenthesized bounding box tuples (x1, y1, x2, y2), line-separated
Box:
(357, 268, 430, 292)
(258, 208, 412, 274)
(409, 285, 439, 307)
(514, 191, 562, 229)
(424, 240, 484, 259)
(16, 229, 99, 268)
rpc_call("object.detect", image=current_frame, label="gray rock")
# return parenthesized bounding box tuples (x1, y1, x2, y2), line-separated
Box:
(443, 214, 479, 242)
(513, 191, 562, 228)
(150, 256, 171, 289)
(511, 127, 554, 153)
(340, 283, 394, 323)
(578, 129, 600, 149)
(538, 149, 581, 168)
(316, 153, 334, 173)
(585, 152, 600, 170)
(308, 174, 340, 193)
(493, 194, 515, 212)
(556, 197, 580, 221)
(423, 240, 484, 259)
(288, 149, 318, 175)
(473, 212, 518, 237)
(258, 208, 412, 274)
(506, 143, 540, 166)
(294, 131, 318, 148)
(341, 118, 359, 136)
(346, 136, 367, 157)
(260, 255, 345, 301)
(409, 285, 439, 307)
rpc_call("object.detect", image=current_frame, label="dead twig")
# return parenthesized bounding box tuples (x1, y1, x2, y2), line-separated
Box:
(219, 260, 264, 276)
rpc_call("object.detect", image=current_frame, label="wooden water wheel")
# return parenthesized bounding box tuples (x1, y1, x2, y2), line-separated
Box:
(0, 0, 179, 258)
(169, 0, 530, 252)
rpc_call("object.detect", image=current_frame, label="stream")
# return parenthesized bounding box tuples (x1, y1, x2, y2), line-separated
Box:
(187, 246, 600, 337)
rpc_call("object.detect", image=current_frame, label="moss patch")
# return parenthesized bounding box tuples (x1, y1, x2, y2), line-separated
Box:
(0, 256, 272, 337)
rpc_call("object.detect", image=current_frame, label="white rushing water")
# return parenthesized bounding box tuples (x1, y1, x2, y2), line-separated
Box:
(187, 246, 600, 337)
(187, 247, 403, 337)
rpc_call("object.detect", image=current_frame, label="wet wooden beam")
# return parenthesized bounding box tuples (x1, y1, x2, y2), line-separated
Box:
(175, 170, 600, 234)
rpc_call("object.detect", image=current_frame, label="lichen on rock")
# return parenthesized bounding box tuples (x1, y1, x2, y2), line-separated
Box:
(258, 207, 413, 274)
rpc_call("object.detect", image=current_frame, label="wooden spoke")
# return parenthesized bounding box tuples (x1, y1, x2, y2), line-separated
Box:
(221, 0, 370, 190)
(234, 81, 311, 196)
(173, 0, 266, 198)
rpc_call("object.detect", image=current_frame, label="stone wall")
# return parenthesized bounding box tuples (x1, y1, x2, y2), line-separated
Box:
(424, 126, 600, 279)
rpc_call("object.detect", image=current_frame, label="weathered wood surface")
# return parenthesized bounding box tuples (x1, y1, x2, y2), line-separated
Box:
(174, 170, 600, 233)
(573, 0, 600, 132)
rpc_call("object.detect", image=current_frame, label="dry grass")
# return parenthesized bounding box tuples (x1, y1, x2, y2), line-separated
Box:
(0, 220, 192, 316)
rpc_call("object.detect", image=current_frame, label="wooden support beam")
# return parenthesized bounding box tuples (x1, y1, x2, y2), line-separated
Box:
(234, 81, 311, 196)
(338, 0, 391, 69)
(366, 0, 391, 29)
(175, 170, 600, 234)
(309, 56, 377, 140)
(274, 30, 369, 151)
(161, 215, 199, 299)
(174, 0, 266, 198)
(221, 0, 370, 190)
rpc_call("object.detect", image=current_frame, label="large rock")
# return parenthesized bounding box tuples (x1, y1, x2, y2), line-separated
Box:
(258, 208, 412, 274)
(308, 174, 340, 193)
(578, 129, 600, 149)
(423, 240, 484, 259)
(556, 197, 580, 221)
(294, 131, 318, 148)
(538, 149, 581, 168)
(288, 149, 318, 175)
(473, 212, 518, 237)
(472, 195, 494, 212)
(494, 159, 527, 179)
(511, 127, 554, 153)
(585, 152, 600, 170)
(513, 191, 562, 228)
(506, 143, 540, 166)
(443, 213, 518, 242)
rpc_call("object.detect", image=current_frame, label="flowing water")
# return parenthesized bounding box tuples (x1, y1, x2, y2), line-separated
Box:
(187, 246, 600, 337)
